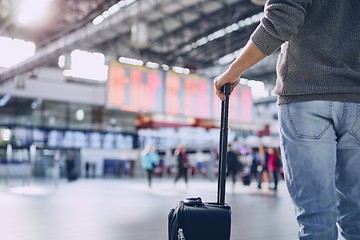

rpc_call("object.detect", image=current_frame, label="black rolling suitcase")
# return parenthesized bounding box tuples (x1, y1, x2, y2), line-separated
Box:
(168, 84, 232, 240)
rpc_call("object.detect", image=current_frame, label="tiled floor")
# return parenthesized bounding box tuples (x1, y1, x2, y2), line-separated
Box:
(0, 177, 343, 240)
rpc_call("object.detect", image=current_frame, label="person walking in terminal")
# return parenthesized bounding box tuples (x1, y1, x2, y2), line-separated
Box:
(174, 145, 189, 187)
(251, 146, 268, 190)
(214, 0, 360, 239)
(266, 147, 281, 191)
(226, 143, 242, 190)
(141, 144, 160, 188)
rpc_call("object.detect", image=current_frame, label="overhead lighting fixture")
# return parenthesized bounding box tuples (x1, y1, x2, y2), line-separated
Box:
(181, 12, 263, 54)
(145, 62, 159, 69)
(58, 55, 66, 68)
(63, 49, 108, 81)
(172, 66, 190, 75)
(0, 37, 35, 68)
(161, 64, 170, 71)
(76, 109, 85, 121)
(0, 94, 11, 107)
(92, 0, 137, 25)
(1, 128, 11, 141)
(217, 48, 244, 65)
(131, 21, 149, 49)
(17, 0, 53, 25)
(119, 56, 144, 66)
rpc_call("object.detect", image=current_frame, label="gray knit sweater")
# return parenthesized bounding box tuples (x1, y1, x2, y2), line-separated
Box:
(250, 0, 360, 104)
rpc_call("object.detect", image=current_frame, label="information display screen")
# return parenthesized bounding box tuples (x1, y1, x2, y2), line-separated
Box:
(164, 71, 182, 116)
(165, 71, 212, 118)
(212, 85, 252, 123)
(107, 61, 253, 124)
(183, 74, 211, 119)
(107, 62, 164, 113)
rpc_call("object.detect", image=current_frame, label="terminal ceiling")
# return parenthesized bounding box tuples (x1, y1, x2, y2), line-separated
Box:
(0, 0, 277, 84)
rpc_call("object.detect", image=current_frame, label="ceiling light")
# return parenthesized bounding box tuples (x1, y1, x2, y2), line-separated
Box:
(1, 129, 11, 141)
(17, 0, 53, 25)
(76, 109, 84, 121)
(0, 94, 11, 107)
(0, 37, 35, 68)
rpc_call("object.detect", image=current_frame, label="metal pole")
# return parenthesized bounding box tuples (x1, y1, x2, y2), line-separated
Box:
(29, 144, 36, 186)
(5, 144, 12, 186)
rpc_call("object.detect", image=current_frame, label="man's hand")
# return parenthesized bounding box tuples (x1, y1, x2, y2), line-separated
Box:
(213, 40, 267, 101)
(214, 72, 240, 101)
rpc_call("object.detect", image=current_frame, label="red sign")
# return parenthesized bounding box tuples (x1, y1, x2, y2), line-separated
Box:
(183, 74, 211, 118)
(107, 62, 253, 124)
(212, 85, 252, 123)
(165, 72, 212, 118)
(165, 72, 182, 115)
(107, 62, 163, 113)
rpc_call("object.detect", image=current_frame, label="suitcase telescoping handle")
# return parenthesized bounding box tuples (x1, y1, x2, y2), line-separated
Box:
(217, 83, 231, 206)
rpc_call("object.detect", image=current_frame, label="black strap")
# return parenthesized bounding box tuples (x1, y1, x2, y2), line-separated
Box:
(217, 83, 231, 206)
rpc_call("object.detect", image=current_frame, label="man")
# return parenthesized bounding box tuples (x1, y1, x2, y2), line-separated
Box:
(214, 0, 360, 239)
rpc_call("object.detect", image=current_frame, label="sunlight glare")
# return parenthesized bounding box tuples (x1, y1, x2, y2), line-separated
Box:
(17, 0, 53, 25)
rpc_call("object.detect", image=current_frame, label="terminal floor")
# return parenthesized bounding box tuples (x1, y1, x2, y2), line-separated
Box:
(0, 177, 345, 240)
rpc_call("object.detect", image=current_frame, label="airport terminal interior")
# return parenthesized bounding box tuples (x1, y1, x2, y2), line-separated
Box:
(0, 0, 346, 240)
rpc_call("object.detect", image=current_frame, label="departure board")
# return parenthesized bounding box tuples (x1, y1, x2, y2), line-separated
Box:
(183, 74, 211, 119)
(164, 71, 182, 115)
(107, 62, 164, 113)
(213, 85, 253, 123)
(107, 61, 253, 124)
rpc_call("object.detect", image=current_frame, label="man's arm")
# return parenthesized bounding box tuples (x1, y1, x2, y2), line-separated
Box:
(214, 40, 267, 100)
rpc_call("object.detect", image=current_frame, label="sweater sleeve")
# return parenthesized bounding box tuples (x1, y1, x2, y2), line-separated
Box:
(250, 0, 312, 55)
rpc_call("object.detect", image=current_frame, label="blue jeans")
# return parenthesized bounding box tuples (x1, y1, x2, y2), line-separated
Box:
(279, 101, 360, 240)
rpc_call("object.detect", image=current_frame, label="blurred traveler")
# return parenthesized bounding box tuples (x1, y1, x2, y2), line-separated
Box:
(91, 162, 96, 178)
(226, 144, 241, 189)
(174, 145, 189, 187)
(65, 152, 77, 182)
(214, 0, 360, 238)
(251, 146, 268, 189)
(240, 151, 252, 186)
(141, 144, 160, 188)
(85, 161, 90, 178)
(266, 147, 281, 191)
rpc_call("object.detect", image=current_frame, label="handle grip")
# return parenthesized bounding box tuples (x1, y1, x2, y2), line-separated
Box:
(222, 83, 231, 96)
(217, 83, 231, 205)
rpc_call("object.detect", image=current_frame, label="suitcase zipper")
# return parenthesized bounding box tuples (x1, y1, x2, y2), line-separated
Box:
(178, 228, 185, 240)
(177, 202, 186, 240)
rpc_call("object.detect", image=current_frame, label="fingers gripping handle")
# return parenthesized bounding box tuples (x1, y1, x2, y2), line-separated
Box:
(217, 83, 231, 205)
(223, 83, 231, 96)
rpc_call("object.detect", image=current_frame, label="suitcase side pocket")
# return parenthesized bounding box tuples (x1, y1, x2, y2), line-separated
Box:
(168, 201, 185, 240)
(168, 208, 175, 240)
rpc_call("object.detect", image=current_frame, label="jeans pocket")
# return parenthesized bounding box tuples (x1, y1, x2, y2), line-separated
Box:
(349, 104, 360, 142)
(284, 102, 332, 139)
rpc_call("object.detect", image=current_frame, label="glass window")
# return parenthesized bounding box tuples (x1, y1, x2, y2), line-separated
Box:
(43, 101, 67, 129)
(0, 97, 33, 126)
(69, 103, 92, 130)
(102, 109, 136, 132)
